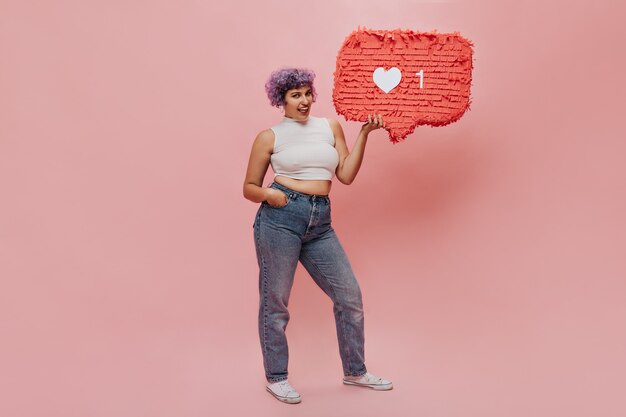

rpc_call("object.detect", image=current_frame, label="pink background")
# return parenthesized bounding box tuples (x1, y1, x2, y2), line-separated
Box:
(1, 0, 625, 416)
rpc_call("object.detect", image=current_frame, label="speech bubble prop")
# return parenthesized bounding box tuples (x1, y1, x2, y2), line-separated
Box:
(333, 28, 474, 143)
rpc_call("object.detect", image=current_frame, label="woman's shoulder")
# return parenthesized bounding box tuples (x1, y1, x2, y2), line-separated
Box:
(324, 117, 340, 126)
(319, 117, 343, 135)
(313, 116, 338, 127)
(253, 128, 275, 149)
(256, 128, 274, 138)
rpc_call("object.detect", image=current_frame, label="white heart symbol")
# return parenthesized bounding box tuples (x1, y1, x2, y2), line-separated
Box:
(373, 67, 402, 93)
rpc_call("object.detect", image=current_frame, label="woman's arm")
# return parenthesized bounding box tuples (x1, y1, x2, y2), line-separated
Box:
(243, 129, 288, 206)
(330, 114, 384, 185)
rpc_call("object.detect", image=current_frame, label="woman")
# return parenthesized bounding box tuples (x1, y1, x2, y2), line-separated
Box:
(243, 67, 392, 404)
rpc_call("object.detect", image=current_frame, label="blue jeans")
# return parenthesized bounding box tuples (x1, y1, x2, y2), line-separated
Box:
(253, 182, 367, 383)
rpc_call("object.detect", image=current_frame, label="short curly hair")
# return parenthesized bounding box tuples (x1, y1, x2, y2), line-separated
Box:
(265, 67, 317, 108)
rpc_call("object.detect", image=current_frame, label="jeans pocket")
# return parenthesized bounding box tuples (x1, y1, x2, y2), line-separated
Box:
(267, 191, 291, 209)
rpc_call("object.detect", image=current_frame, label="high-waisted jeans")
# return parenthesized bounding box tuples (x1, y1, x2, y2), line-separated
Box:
(253, 182, 367, 383)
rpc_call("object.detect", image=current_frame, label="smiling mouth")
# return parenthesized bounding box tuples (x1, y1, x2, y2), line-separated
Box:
(298, 107, 309, 114)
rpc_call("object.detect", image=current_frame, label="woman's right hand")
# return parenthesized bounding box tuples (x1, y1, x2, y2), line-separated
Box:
(361, 113, 385, 135)
(265, 188, 289, 208)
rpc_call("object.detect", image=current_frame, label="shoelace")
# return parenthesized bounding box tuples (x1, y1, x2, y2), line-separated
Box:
(358, 373, 383, 383)
(363, 373, 376, 381)
(276, 380, 297, 394)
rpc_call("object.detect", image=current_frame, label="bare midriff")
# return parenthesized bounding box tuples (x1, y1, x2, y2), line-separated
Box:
(274, 176, 332, 196)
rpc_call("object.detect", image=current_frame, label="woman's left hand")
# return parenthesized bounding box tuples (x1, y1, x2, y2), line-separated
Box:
(361, 113, 385, 135)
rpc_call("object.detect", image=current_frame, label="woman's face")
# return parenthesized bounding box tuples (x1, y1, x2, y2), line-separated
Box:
(283, 85, 313, 121)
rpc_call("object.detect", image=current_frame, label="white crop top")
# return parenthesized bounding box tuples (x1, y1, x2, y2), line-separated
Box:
(270, 116, 340, 181)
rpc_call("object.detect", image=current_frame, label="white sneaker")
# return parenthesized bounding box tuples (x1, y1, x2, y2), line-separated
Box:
(343, 372, 393, 390)
(266, 380, 302, 404)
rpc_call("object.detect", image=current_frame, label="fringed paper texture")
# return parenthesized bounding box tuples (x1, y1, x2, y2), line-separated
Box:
(333, 28, 474, 143)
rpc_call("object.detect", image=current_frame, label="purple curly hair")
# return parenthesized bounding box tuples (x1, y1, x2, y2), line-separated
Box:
(265, 67, 317, 108)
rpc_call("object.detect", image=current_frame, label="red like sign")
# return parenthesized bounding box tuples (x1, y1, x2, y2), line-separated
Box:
(333, 28, 474, 143)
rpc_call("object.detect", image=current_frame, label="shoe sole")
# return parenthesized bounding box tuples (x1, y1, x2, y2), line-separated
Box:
(343, 380, 394, 391)
(265, 386, 302, 404)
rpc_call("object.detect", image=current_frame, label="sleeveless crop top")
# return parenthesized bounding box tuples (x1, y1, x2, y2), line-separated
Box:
(270, 116, 340, 181)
